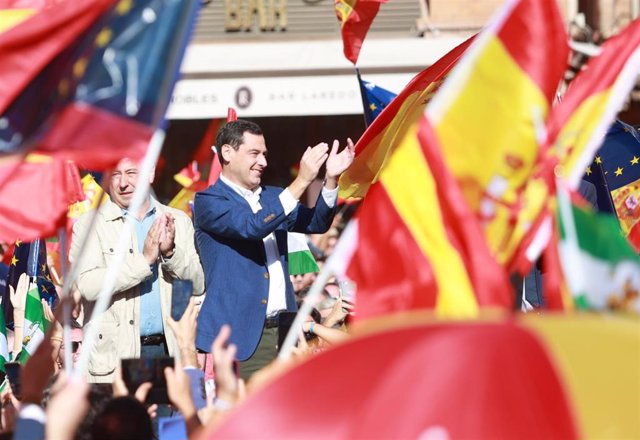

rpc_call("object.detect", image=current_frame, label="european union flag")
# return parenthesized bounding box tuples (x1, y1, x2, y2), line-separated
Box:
(2, 239, 52, 329)
(356, 69, 397, 127)
(583, 119, 640, 249)
(0, 0, 200, 170)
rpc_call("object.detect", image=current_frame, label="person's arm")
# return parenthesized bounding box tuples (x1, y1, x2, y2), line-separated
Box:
(10, 273, 29, 357)
(164, 359, 201, 436)
(70, 213, 154, 301)
(165, 297, 198, 368)
(45, 374, 89, 440)
(302, 321, 349, 345)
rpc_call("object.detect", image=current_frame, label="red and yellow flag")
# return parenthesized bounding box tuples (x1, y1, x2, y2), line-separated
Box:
(425, 0, 569, 269)
(548, 19, 640, 188)
(338, 36, 474, 199)
(334, 0, 387, 65)
(335, 117, 512, 320)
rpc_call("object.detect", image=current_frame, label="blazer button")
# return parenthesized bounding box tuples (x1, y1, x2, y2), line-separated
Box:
(263, 272, 269, 279)
(129, 248, 133, 254)
(129, 320, 134, 325)
(261, 299, 267, 305)
(109, 248, 114, 252)
(98, 334, 103, 339)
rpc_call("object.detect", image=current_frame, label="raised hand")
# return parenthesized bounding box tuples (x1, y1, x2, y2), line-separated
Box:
(159, 213, 176, 257)
(142, 218, 162, 264)
(325, 137, 355, 184)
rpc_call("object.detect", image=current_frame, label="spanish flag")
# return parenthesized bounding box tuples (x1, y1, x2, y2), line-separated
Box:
(548, 18, 640, 188)
(334, 117, 512, 320)
(339, 35, 474, 199)
(425, 0, 569, 269)
(335, 0, 387, 65)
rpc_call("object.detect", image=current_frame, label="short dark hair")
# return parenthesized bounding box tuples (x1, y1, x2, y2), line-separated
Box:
(91, 396, 152, 440)
(215, 120, 263, 166)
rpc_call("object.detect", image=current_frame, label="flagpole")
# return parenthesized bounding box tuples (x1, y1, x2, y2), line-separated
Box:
(57, 227, 73, 375)
(73, 128, 166, 379)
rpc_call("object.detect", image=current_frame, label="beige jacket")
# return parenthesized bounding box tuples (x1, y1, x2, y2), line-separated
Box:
(70, 198, 205, 383)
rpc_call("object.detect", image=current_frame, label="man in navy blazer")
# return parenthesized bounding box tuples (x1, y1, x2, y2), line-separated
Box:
(193, 120, 354, 379)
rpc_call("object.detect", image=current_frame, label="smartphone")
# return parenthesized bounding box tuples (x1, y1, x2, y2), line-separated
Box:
(171, 280, 193, 321)
(121, 357, 174, 404)
(5, 362, 21, 400)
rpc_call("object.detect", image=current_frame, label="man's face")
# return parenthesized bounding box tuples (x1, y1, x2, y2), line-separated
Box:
(109, 158, 142, 209)
(223, 132, 268, 191)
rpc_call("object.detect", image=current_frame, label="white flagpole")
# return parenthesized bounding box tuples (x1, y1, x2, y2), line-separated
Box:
(73, 129, 165, 379)
(57, 227, 73, 375)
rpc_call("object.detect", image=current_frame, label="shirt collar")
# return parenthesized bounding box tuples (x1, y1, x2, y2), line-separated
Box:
(103, 196, 157, 221)
(220, 174, 262, 200)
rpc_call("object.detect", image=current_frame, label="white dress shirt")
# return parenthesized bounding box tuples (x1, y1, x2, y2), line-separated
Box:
(219, 174, 337, 315)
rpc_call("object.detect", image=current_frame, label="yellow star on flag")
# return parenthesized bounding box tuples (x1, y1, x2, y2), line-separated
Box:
(585, 166, 592, 176)
(595, 156, 602, 164)
(615, 166, 624, 176)
(631, 156, 639, 165)
(96, 28, 112, 48)
(15, 239, 21, 247)
(10, 255, 18, 266)
(369, 103, 377, 111)
(116, 0, 133, 15)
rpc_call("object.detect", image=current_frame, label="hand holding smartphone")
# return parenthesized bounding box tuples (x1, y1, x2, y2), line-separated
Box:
(5, 362, 21, 400)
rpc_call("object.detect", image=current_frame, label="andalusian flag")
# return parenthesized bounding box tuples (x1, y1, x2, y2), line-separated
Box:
(558, 192, 640, 313)
(425, 0, 569, 269)
(548, 18, 640, 188)
(0, 311, 9, 373)
(18, 282, 49, 362)
(287, 233, 319, 275)
(331, 117, 512, 320)
(339, 36, 473, 199)
(334, 0, 387, 65)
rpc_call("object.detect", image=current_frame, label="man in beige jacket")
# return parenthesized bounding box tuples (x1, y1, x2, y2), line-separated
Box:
(70, 158, 205, 383)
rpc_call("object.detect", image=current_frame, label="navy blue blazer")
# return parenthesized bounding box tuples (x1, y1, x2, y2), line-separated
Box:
(193, 180, 336, 360)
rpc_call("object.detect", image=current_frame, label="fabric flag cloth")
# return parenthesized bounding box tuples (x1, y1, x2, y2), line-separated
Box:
(169, 161, 208, 216)
(18, 280, 49, 362)
(0, 0, 199, 243)
(0, 310, 9, 373)
(2, 239, 51, 329)
(0, 0, 200, 171)
(548, 18, 640, 189)
(581, 120, 640, 251)
(425, 0, 569, 271)
(356, 69, 397, 127)
(339, 36, 474, 199)
(331, 117, 512, 319)
(206, 321, 579, 439)
(287, 233, 319, 275)
(334, 0, 386, 65)
(0, 156, 83, 244)
(558, 189, 640, 312)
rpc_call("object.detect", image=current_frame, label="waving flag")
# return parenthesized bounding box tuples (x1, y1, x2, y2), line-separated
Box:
(0, 0, 200, 242)
(549, 19, 640, 189)
(332, 118, 511, 319)
(18, 280, 49, 362)
(425, 0, 569, 269)
(211, 321, 579, 439)
(339, 36, 473, 199)
(0, 310, 9, 373)
(356, 70, 397, 126)
(335, 0, 386, 65)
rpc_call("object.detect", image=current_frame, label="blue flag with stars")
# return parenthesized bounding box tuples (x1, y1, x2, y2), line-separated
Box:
(583, 119, 640, 249)
(356, 69, 397, 127)
(0, 0, 200, 171)
(2, 239, 53, 330)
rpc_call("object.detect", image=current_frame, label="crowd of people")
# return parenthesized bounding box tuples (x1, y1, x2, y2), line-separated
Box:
(0, 120, 357, 439)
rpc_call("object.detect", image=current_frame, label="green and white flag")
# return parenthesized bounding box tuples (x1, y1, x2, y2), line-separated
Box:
(18, 282, 49, 363)
(0, 309, 9, 373)
(288, 233, 319, 275)
(559, 195, 640, 312)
